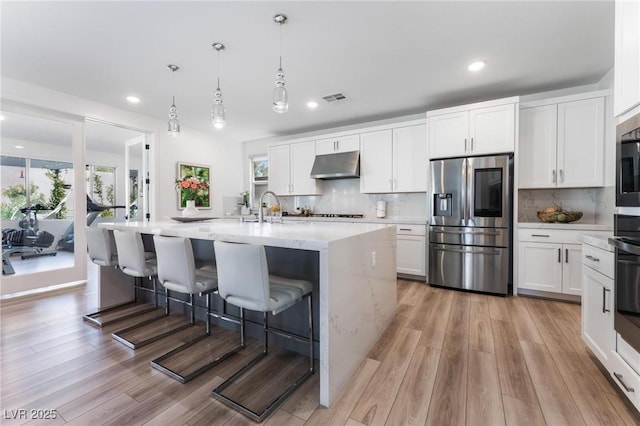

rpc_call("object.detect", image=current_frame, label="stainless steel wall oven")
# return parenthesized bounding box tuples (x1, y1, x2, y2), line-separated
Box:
(610, 214, 640, 353)
(616, 112, 640, 207)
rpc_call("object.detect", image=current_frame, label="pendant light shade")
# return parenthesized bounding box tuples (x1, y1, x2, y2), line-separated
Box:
(272, 14, 288, 114)
(211, 43, 226, 129)
(167, 64, 181, 136)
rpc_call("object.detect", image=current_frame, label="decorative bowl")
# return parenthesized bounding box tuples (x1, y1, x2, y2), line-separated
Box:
(537, 210, 583, 223)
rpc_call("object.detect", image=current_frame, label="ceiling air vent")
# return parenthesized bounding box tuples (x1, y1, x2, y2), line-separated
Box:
(322, 92, 349, 104)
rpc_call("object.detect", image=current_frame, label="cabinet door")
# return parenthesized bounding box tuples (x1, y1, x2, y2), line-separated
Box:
(267, 144, 290, 196)
(582, 266, 613, 367)
(290, 140, 321, 195)
(397, 235, 426, 276)
(469, 103, 516, 155)
(428, 111, 469, 159)
(557, 97, 605, 188)
(316, 134, 360, 155)
(360, 130, 393, 193)
(518, 105, 558, 188)
(561, 244, 583, 295)
(517, 241, 563, 293)
(393, 124, 428, 193)
(614, 0, 640, 116)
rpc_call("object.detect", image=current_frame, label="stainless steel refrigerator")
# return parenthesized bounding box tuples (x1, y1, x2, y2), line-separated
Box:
(429, 154, 513, 294)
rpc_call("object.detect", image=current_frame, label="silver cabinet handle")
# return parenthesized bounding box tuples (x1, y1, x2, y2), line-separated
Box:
(614, 373, 635, 393)
(585, 254, 600, 262)
(337, 140, 340, 151)
(471, 137, 474, 151)
(558, 248, 561, 263)
(333, 141, 337, 151)
(399, 228, 412, 231)
(531, 234, 550, 238)
(559, 169, 564, 183)
(603, 287, 611, 313)
(565, 248, 568, 263)
(464, 138, 468, 152)
(552, 170, 557, 183)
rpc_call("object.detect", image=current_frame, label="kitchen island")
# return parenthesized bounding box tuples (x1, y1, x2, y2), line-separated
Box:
(97, 219, 397, 407)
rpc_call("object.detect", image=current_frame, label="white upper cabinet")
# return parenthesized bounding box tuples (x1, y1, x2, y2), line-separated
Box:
(519, 94, 605, 189)
(360, 124, 427, 193)
(614, 0, 640, 116)
(427, 98, 517, 159)
(267, 140, 321, 196)
(315, 134, 360, 155)
(519, 104, 558, 188)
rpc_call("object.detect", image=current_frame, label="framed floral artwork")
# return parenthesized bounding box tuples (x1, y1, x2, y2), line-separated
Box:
(176, 162, 211, 209)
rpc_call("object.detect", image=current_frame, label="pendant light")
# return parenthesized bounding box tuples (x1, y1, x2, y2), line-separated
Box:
(167, 64, 181, 136)
(272, 14, 288, 114)
(211, 43, 226, 129)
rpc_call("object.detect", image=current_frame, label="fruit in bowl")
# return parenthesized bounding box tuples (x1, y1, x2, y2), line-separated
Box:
(537, 207, 583, 223)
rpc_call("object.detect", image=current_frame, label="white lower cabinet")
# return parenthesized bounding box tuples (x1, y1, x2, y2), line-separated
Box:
(582, 264, 614, 365)
(396, 225, 426, 277)
(517, 240, 581, 295)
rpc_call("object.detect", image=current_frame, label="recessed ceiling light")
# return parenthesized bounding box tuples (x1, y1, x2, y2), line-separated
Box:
(14, 145, 24, 149)
(126, 96, 141, 104)
(306, 101, 318, 109)
(468, 61, 486, 72)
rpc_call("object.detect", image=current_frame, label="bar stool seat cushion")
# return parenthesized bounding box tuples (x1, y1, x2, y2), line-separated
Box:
(86, 227, 118, 267)
(162, 266, 218, 294)
(225, 276, 312, 315)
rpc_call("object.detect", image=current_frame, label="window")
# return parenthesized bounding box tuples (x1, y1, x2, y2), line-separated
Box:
(250, 156, 268, 207)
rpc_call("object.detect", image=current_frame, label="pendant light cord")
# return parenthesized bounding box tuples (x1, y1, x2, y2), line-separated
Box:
(279, 23, 283, 69)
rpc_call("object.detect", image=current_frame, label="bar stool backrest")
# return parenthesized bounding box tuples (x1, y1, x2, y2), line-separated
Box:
(214, 241, 270, 312)
(153, 235, 199, 294)
(86, 227, 117, 267)
(113, 230, 155, 277)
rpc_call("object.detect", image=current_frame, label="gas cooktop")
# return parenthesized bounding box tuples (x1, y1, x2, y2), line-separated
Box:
(310, 213, 365, 218)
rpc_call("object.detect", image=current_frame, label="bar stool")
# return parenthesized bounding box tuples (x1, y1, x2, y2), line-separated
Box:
(83, 227, 156, 327)
(111, 230, 190, 349)
(150, 235, 244, 382)
(211, 240, 314, 422)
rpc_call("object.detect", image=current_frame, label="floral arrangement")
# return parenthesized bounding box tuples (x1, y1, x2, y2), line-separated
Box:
(176, 175, 209, 205)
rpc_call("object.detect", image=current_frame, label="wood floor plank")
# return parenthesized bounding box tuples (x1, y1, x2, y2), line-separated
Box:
(519, 340, 584, 426)
(425, 329, 468, 426)
(385, 344, 441, 426)
(305, 358, 380, 426)
(507, 297, 544, 344)
(350, 328, 421, 425)
(502, 395, 546, 426)
(64, 393, 139, 425)
(418, 289, 454, 349)
(466, 349, 505, 426)
(398, 281, 426, 306)
(445, 292, 470, 337)
(491, 319, 539, 404)
(469, 300, 494, 353)
(263, 409, 306, 426)
(280, 366, 320, 421)
(488, 296, 510, 321)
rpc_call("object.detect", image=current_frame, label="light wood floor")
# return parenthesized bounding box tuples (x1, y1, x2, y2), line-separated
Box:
(1, 280, 639, 425)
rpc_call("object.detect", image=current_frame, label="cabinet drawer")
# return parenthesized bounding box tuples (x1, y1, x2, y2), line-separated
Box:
(396, 225, 426, 236)
(518, 229, 584, 244)
(609, 350, 640, 411)
(582, 244, 614, 279)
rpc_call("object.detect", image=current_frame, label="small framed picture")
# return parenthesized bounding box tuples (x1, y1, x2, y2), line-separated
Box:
(176, 162, 211, 209)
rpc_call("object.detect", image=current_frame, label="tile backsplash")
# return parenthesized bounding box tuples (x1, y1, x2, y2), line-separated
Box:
(518, 186, 615, 224)
(279, 179, 428, 219)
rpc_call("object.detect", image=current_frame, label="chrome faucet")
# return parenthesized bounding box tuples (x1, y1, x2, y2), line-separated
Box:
(258, 191, 280, 223)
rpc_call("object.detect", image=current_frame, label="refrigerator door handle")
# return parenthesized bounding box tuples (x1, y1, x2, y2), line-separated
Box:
(432, 229, 500, 236)
(433, 246, 501, 255)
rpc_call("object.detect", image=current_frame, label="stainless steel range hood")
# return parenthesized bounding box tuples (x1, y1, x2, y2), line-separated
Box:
(310, 150, 360, 179)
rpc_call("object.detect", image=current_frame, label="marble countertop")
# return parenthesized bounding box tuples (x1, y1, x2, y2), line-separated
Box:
(581, 234, 615, 252)
(518, 222, 613, 231)
(100, 220, 395, 251)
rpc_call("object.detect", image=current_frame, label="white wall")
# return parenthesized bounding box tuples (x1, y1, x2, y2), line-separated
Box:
(1, 77, 243, 218)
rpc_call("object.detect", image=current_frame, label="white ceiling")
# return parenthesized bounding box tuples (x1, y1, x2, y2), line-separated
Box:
(1, 1, 614, 143)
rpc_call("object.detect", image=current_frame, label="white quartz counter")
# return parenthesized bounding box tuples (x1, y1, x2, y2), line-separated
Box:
(518, 222, 613, 232)
(581, 234, 615, 252)
(102, 219, 395, 251)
